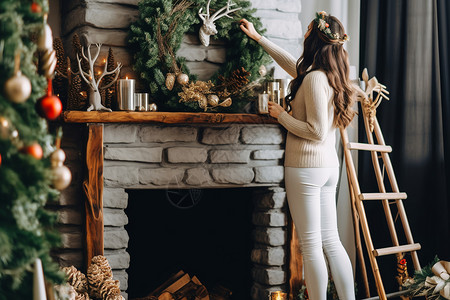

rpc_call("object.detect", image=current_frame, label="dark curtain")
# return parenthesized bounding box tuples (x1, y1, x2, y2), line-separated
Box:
(359, 0, 450, 295)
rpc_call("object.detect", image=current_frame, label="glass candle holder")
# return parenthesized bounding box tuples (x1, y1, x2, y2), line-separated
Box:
(258, 93, 269, 114)
(266, 81, 281, 105)
(134, 93, 149, 111)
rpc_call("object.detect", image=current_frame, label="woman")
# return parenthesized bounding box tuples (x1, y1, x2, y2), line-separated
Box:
(241, 12, 356, 300)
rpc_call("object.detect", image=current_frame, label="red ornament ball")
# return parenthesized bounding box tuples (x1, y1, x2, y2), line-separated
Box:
(23, 143, 43, 160)
(0, 153, 2, 166)
(31, 2, 42, 13)
(36, 94, 62, 120)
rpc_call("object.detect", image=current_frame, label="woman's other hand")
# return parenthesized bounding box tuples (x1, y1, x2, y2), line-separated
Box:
(268, 101, 285, 119)
(239, 18, 262, 41)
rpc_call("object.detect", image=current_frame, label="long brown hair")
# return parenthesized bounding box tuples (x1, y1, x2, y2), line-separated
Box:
(286, 15, 355, 129)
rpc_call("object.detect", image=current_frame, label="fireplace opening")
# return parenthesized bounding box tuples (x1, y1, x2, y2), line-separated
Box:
(125, 188, 256, 299)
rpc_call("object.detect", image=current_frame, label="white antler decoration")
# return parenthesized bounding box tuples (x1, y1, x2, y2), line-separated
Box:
(74, 44, 122, 111)
(198, 0, 241, 47)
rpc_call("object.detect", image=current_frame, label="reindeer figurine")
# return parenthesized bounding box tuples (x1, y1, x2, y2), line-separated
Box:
(74, 43, 122, 111)
(198, 0, 241, 47)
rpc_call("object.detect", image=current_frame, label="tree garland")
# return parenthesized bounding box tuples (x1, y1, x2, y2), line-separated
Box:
(129, 0, 271, 112)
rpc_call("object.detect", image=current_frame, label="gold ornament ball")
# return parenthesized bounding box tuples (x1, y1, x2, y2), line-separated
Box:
(176, 73, 189, 85)
(4, 71, 32, 103)
(52, 165, 72, 190)
(207, 94, 219, 107)
(148, 103, 158, 112)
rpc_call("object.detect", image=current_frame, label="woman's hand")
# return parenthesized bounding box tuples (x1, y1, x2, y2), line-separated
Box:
(268, 101, 285, 119)
(239, 18, 262, 41)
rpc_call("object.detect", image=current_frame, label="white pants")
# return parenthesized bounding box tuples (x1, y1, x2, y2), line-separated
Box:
(285, 167, 355, 300)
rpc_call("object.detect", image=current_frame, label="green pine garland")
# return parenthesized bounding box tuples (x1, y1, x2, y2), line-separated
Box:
(129, 0, 271, 112)
(0, 0, 64, 298)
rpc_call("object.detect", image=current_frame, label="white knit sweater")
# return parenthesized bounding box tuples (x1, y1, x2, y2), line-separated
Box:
(258, 36, 339, 168)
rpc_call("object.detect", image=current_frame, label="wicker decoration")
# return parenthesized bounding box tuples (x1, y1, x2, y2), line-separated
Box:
(102, 47, 117, 109)
(67, 74, 86, 110)
(62, 266, 89, 294)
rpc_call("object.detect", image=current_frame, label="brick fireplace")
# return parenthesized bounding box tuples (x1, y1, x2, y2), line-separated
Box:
(56, 114, 303, 299)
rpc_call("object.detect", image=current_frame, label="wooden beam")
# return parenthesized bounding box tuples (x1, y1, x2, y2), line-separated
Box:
(83, 124, 104, 268)
(288, 219, 303, 300)
(63, 111, 278, 124)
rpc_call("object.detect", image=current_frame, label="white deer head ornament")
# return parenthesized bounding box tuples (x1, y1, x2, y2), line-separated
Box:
(198, 0, 242, 47)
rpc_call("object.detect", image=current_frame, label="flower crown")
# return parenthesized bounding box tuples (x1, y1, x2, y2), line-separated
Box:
(314, 11, 349, 44)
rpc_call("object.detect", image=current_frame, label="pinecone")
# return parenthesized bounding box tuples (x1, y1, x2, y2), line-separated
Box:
(99, 278, 122, 299)
(87, 263, 103, 299)
(53, 37, 67, 74)
(216, 67, 250, 94)
(67, 75, 86, 110)
(103, 47, 117, 109)
(91, 255, 113, 280)
(62, 266, 88, 294)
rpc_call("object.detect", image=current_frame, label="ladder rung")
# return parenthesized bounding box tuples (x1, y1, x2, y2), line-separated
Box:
(373, 243, 421, 257)
(359, 192, 407, 200)
(362, 289, 409, 300)
(347, 142, 392, 153)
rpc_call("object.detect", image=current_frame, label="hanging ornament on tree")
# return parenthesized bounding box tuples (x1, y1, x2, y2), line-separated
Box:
(36, 79, 62, 120)
(30, 1, 42, 13)
(0, 153, 2, 166)
(22, 143, 43, 160)
(4, 52, 32, 103)
(50, 128, 72, 190)
(50, 148, 71, 190)
(37, 14, 57, 78)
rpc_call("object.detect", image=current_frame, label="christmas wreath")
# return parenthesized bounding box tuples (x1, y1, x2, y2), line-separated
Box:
(129, 0, 271, 112)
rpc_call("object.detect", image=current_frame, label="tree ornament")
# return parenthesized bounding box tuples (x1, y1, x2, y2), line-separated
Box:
(176, 73, 189, 85)
(0, 116, 11, 139)
(4, 71, 32, 103)
(207, 94, 219, 107)
(0, 153, 2, 166)
(22, 143, 43, 159)
(36, 79, 62, 120)
(38, 15, 53, 52)
(165, 73, 176, 91)
(50, 149, 72, 190)
(31, 2, 42, 13)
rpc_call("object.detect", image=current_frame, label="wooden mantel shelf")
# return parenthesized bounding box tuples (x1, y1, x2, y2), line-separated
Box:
(63, 111, 278, 124)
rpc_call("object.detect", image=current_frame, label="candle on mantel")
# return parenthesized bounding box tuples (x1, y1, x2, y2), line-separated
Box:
(116, 76, 135, 111)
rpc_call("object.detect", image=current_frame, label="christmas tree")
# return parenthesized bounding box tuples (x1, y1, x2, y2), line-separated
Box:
(0, 0, 66, 298)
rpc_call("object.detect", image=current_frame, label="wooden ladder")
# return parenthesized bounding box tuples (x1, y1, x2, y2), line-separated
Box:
(340, 99, 421, 300)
